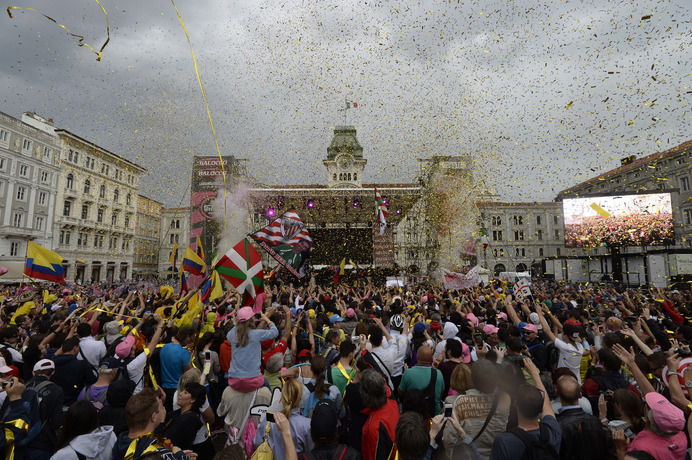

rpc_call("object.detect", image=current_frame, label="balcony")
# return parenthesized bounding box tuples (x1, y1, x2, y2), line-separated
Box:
(0, 227, 44, 239)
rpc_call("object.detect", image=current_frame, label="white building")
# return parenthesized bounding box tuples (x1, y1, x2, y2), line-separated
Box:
(0, 111, 60, 282)
(48, 122, 146, 283)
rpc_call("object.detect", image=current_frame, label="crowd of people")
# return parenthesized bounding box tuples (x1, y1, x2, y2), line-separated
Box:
(564, 212, 674, 247)
(0, 278, 691, 460)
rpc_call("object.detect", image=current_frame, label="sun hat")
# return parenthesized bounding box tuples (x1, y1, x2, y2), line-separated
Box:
(115, 336, 135, 359)
(522, 323, 539, 334)
(645, 392, 685, 432)
(483, 324, 499, 335)
(236, 306, 255, 323)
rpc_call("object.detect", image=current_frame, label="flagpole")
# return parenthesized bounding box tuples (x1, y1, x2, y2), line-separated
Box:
(344, 98, 347, 125)
(172, 270, 213, 319)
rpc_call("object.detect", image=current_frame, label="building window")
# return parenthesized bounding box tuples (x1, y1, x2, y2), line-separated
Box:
(73, 151, 79, 163)
(59, 230, 68, 244)
(681, 176, 690, 192)
(101, 164, 109, 175)
(556, 247, 561, 256)
(43, 147, 51, 158)
(170, 234, 176, 244)
(492, 230, 503, 241)
(13, 213, 23, 228)
(0, 158, 5, 171)
(38, 191, 47, 206)
(515, 248, 526, 257)
(0, 130, 8, 143)
(19, 164, 29, 177)
(491, 216, 502, 226)
(113, 189, 119, 202)
(539, 248, 544, 256)
(10, 242, 19, 257)
(66, 174, 74, 189)
(124, 216, 130, 228)
(16, 186, 26, 201)
(553, 215, 559, 225)
(537, 230, 543, 240)
(97, 208, 104, 223)
(685, 209, 692, 225)
(81, 205, 89, 220)
(514, 230, 524, 240)
(84, 180, 91, 194)
(40, 171, 49, 183)
(554, 229, 560, 240)
(34, 216, 44, 231)
(513, 215, 523, 225)
(111, 213, 118, 226)
(353, 173, 357, 181)
(99, 185, 106, 199)
(126, 193, 132, 206)
(22, 139, 32, 151)
(63, 200, 72, 217)
(536, 215, 541, 225)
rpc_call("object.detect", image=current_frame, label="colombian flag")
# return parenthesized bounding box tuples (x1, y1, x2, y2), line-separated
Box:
(200, 270, 224, 304)
(195, 235, 205, 260)
(182, 246, 205, 276)
(24, 241, 65, 284)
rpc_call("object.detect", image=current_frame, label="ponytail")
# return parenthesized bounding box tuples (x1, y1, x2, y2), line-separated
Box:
(281, 378, 303, 419)
(311, 355, 330, 399)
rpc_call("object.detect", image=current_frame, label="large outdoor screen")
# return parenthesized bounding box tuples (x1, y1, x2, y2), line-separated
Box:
(563, 192, 674, 248)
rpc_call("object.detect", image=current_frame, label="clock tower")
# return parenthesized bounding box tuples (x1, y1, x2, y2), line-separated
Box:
(324, 126, 367, 188)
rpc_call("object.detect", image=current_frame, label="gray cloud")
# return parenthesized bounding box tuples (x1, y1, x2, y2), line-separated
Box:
(1, 0, 690, 207)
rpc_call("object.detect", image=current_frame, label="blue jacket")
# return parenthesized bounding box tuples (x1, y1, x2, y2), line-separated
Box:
(227, 323, 278, 379)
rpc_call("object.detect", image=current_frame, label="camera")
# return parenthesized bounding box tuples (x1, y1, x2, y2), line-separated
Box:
(444, 404, 453, 418)
(675, 348, 692, 358)
(266, 412, 275, 423)
(205, 351, 211, 361)
(473, 333, 483, 344)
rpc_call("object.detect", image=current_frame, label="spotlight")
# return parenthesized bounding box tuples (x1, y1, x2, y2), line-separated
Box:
(307, 200, 315, 209)
(396, 209, 401, 214)
(382, 199, 387, 205)
(266, 208, 275, 217)
(353, 200, 359, 207)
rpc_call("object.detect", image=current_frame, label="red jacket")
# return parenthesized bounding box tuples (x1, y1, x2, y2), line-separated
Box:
(361, 398, 400, 460)
(219, 340, 232, 372)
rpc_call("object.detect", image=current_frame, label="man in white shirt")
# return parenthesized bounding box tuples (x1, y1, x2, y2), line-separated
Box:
(369, 318, 397, 381)
(76, 323, 106, 375)
(388, 314, 410, 389)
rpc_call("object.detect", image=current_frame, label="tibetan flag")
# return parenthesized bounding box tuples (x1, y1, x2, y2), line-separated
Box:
(249, 208, 312, 279)
(201, 270, 224, 305)
(345, 101, 359, 109)
(215, 238, 264, 307)
(195, 235, 205, 260)
(24, 241, 65, 284)
(182, 246, 205, 276)
(375, 187, 387, 235)
(169, 241, 179, 270)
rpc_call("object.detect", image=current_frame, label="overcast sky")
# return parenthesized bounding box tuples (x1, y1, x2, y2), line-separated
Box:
(1, 0, 690, 207)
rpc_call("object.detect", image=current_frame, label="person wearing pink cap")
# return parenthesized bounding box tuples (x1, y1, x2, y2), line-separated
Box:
(227, 306, 278, 392)
(626, 392, 688, 460)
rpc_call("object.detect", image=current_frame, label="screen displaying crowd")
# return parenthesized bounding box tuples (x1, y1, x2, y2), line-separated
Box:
(563, 193, 675, 248)
(1, 279, 691, 460)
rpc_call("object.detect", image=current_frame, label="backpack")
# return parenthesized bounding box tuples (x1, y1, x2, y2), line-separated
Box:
(84, 385, 108, 411)
(422, 368, 439, 417)
(302, 384, 336, 418)
(509, 423, 559, 460)
(545, 342, 560, 371)
(101, 355, 133, 383)
(302, 445, 349, 460)
(251, 423, 273, 460)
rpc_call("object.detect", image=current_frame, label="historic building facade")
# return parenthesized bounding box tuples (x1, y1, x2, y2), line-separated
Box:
(158, 207, 191, 277)
(133, 195, 163, 278)
(0, 111, 61, 282)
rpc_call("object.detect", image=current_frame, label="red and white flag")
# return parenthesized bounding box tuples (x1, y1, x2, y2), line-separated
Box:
(375, 187, 387, 235)
(215, 238, 264, 306)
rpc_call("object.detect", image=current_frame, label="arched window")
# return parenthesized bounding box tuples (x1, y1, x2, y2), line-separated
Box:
(339, 173, 343, 181)
(84, 179, 91, 194)
(347, 173, 351, 181)
(333, 173, 337, 181)
(126, 193, 132, 206)
(99, 185, 106, 199)
(113, 189, 119, 202)
(353, 173, 357, 181)
(66, 174, 74, 189)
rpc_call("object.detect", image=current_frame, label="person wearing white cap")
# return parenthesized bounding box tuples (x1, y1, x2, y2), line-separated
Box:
(25, 359, 64, 460)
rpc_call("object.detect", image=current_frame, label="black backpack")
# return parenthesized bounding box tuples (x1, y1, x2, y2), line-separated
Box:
(509, 424, 559, 460)
(422, 368, 439, 417)
(544, 342, 560, 371)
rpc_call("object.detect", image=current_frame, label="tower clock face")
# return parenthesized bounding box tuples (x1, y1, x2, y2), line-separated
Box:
(339, 155, 353, 169)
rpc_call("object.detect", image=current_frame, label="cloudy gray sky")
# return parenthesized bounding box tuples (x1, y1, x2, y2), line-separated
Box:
(1, 0, 690, 207)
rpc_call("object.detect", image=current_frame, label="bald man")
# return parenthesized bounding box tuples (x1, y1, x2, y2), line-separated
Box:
(398, 343, 444, 415)
(555, 375, 613, 458)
